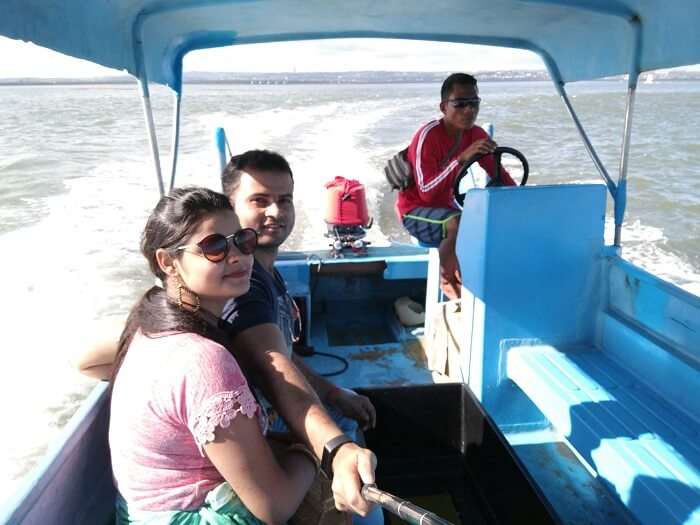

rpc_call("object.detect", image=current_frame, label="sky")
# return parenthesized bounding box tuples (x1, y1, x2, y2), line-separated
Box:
(1, 36, 545, 78)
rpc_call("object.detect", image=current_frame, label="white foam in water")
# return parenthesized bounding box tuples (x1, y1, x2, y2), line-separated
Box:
(611, 219, 700, 297)
(0, 157, 156, 494)
(199, 102, 343, 153)
(198, 100, 398, 249)
(285, 101, 397, 248)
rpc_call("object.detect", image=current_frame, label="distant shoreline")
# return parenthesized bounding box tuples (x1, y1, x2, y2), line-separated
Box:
(1, 69, 699, 86)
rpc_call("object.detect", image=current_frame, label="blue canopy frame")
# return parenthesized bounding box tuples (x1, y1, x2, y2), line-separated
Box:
(5, 1, 698, 90)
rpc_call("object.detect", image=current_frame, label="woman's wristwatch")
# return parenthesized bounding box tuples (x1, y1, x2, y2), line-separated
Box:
(321, 434, 354, 479)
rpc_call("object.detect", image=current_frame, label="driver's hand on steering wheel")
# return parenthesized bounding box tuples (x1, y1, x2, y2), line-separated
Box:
(458, 138, 497, 164)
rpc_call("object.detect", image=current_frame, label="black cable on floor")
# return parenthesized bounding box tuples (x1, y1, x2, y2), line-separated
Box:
(314, 351, 350, 377)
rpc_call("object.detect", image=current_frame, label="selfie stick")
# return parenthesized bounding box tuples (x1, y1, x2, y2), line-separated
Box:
(361, 484, 455, 525)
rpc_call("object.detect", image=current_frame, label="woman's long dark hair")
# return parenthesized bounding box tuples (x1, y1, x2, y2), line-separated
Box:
(111, 187, 234, 383)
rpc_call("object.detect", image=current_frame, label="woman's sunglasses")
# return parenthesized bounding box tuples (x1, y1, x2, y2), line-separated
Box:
(175, 228, 258, 262)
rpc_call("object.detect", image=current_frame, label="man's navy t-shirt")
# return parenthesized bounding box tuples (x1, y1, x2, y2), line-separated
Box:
(220, 258, 361, 442)
(220, 258, 296, 357)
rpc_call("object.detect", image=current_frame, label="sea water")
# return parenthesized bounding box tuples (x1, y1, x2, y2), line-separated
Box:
(0, 80, 698, 502)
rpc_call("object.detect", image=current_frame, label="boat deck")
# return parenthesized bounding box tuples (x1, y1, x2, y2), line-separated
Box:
(303, 302, 439, 390)
(278, 244, 444, 390)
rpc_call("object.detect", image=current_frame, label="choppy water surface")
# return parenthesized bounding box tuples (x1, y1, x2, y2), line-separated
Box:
(0, 80, 698, 501)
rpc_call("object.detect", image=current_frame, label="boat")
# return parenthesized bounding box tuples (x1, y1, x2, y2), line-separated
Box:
(1, 1, 699, 524)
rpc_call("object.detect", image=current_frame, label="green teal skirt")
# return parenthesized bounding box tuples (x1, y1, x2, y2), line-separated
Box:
(115, 482, 268, 525)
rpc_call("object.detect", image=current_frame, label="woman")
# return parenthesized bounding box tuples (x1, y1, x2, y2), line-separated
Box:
(109, 187, 319, 524)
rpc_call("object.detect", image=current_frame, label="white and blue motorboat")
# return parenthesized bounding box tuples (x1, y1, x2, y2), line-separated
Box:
(1, 1, 699, 524)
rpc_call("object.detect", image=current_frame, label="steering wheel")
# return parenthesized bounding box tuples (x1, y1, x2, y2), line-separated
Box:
(453, 146, 529, 207)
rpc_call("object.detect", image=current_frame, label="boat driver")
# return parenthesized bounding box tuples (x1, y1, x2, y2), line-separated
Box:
(396, 73, 516, 299)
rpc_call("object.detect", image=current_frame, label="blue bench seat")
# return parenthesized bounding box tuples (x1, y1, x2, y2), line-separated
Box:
(507, 344, 700, 525)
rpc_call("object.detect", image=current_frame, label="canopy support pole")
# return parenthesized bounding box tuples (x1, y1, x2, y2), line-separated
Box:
(614, 78, 637, 247)
(134, 15, 165, 196)
(547, 12, 642, 248)
(138, 78, 165, 196)
(168, 92, 182, 191)
(554, 82, 617, 197)
(614, 16, 642, 247)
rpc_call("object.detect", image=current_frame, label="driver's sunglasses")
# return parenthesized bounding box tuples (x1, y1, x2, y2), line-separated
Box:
(175, 228, 258, 262)
(448, 97, 481, 109)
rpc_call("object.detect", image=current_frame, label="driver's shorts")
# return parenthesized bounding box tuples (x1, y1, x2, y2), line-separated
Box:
(402, 207, 461, 246)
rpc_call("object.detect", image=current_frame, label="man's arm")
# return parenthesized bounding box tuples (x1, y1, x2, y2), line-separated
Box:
(291, 353, 376, 430)
(410, 122, 462, 196)
(230, 323, 376, 516)
(72, 317, 124, 380)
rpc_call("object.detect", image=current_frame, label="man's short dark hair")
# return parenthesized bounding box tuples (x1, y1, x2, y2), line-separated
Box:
(221, 149, 293, 196)
(441, 73, 478, 100)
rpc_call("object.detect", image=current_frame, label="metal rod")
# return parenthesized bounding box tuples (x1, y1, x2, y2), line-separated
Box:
(614, 81, 637, 247)
(134, 15, 165, 196)
(362, 485, 455, 525)
(614, 16, 642, 247)
(168, 91, 182, 191)
(555, 82, 617, 197)
(138, 78, 165, 196)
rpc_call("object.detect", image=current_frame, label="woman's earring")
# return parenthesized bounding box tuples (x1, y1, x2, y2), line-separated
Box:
(176, 276, 201, 313)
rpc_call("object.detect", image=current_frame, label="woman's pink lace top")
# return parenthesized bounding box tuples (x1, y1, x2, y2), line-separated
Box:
(109, 331, 266, 511)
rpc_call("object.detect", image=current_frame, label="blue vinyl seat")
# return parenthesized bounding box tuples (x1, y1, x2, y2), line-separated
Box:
(507, 341, 700, 525)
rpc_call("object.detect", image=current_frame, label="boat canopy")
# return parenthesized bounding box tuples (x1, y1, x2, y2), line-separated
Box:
(2, 0, 699, 92)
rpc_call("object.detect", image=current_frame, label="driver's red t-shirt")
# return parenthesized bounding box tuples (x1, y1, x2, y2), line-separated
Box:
(396, 119, 515, 217)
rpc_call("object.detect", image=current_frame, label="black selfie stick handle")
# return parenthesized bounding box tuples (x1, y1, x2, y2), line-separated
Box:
(361, 484, 455, 525)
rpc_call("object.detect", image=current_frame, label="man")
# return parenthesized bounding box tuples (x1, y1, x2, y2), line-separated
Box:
(219, 150, 382, 523)
(221, 151, 375, 439)
(396, 73, 516, 300)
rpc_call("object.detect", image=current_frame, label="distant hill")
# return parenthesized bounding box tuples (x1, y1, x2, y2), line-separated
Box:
(179, 70, 553, 84)
(1, 69, 699, 86)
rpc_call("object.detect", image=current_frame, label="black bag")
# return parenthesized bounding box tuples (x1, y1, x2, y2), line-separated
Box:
(384, 148, 413, 191)
(384, 131, 463, 192)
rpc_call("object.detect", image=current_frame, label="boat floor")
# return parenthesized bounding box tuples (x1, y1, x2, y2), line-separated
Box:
(293, 299, 503, 524)
(301, 300, 448, 390)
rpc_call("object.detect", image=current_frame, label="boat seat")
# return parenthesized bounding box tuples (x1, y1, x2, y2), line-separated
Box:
(507, 344, 700, 525)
